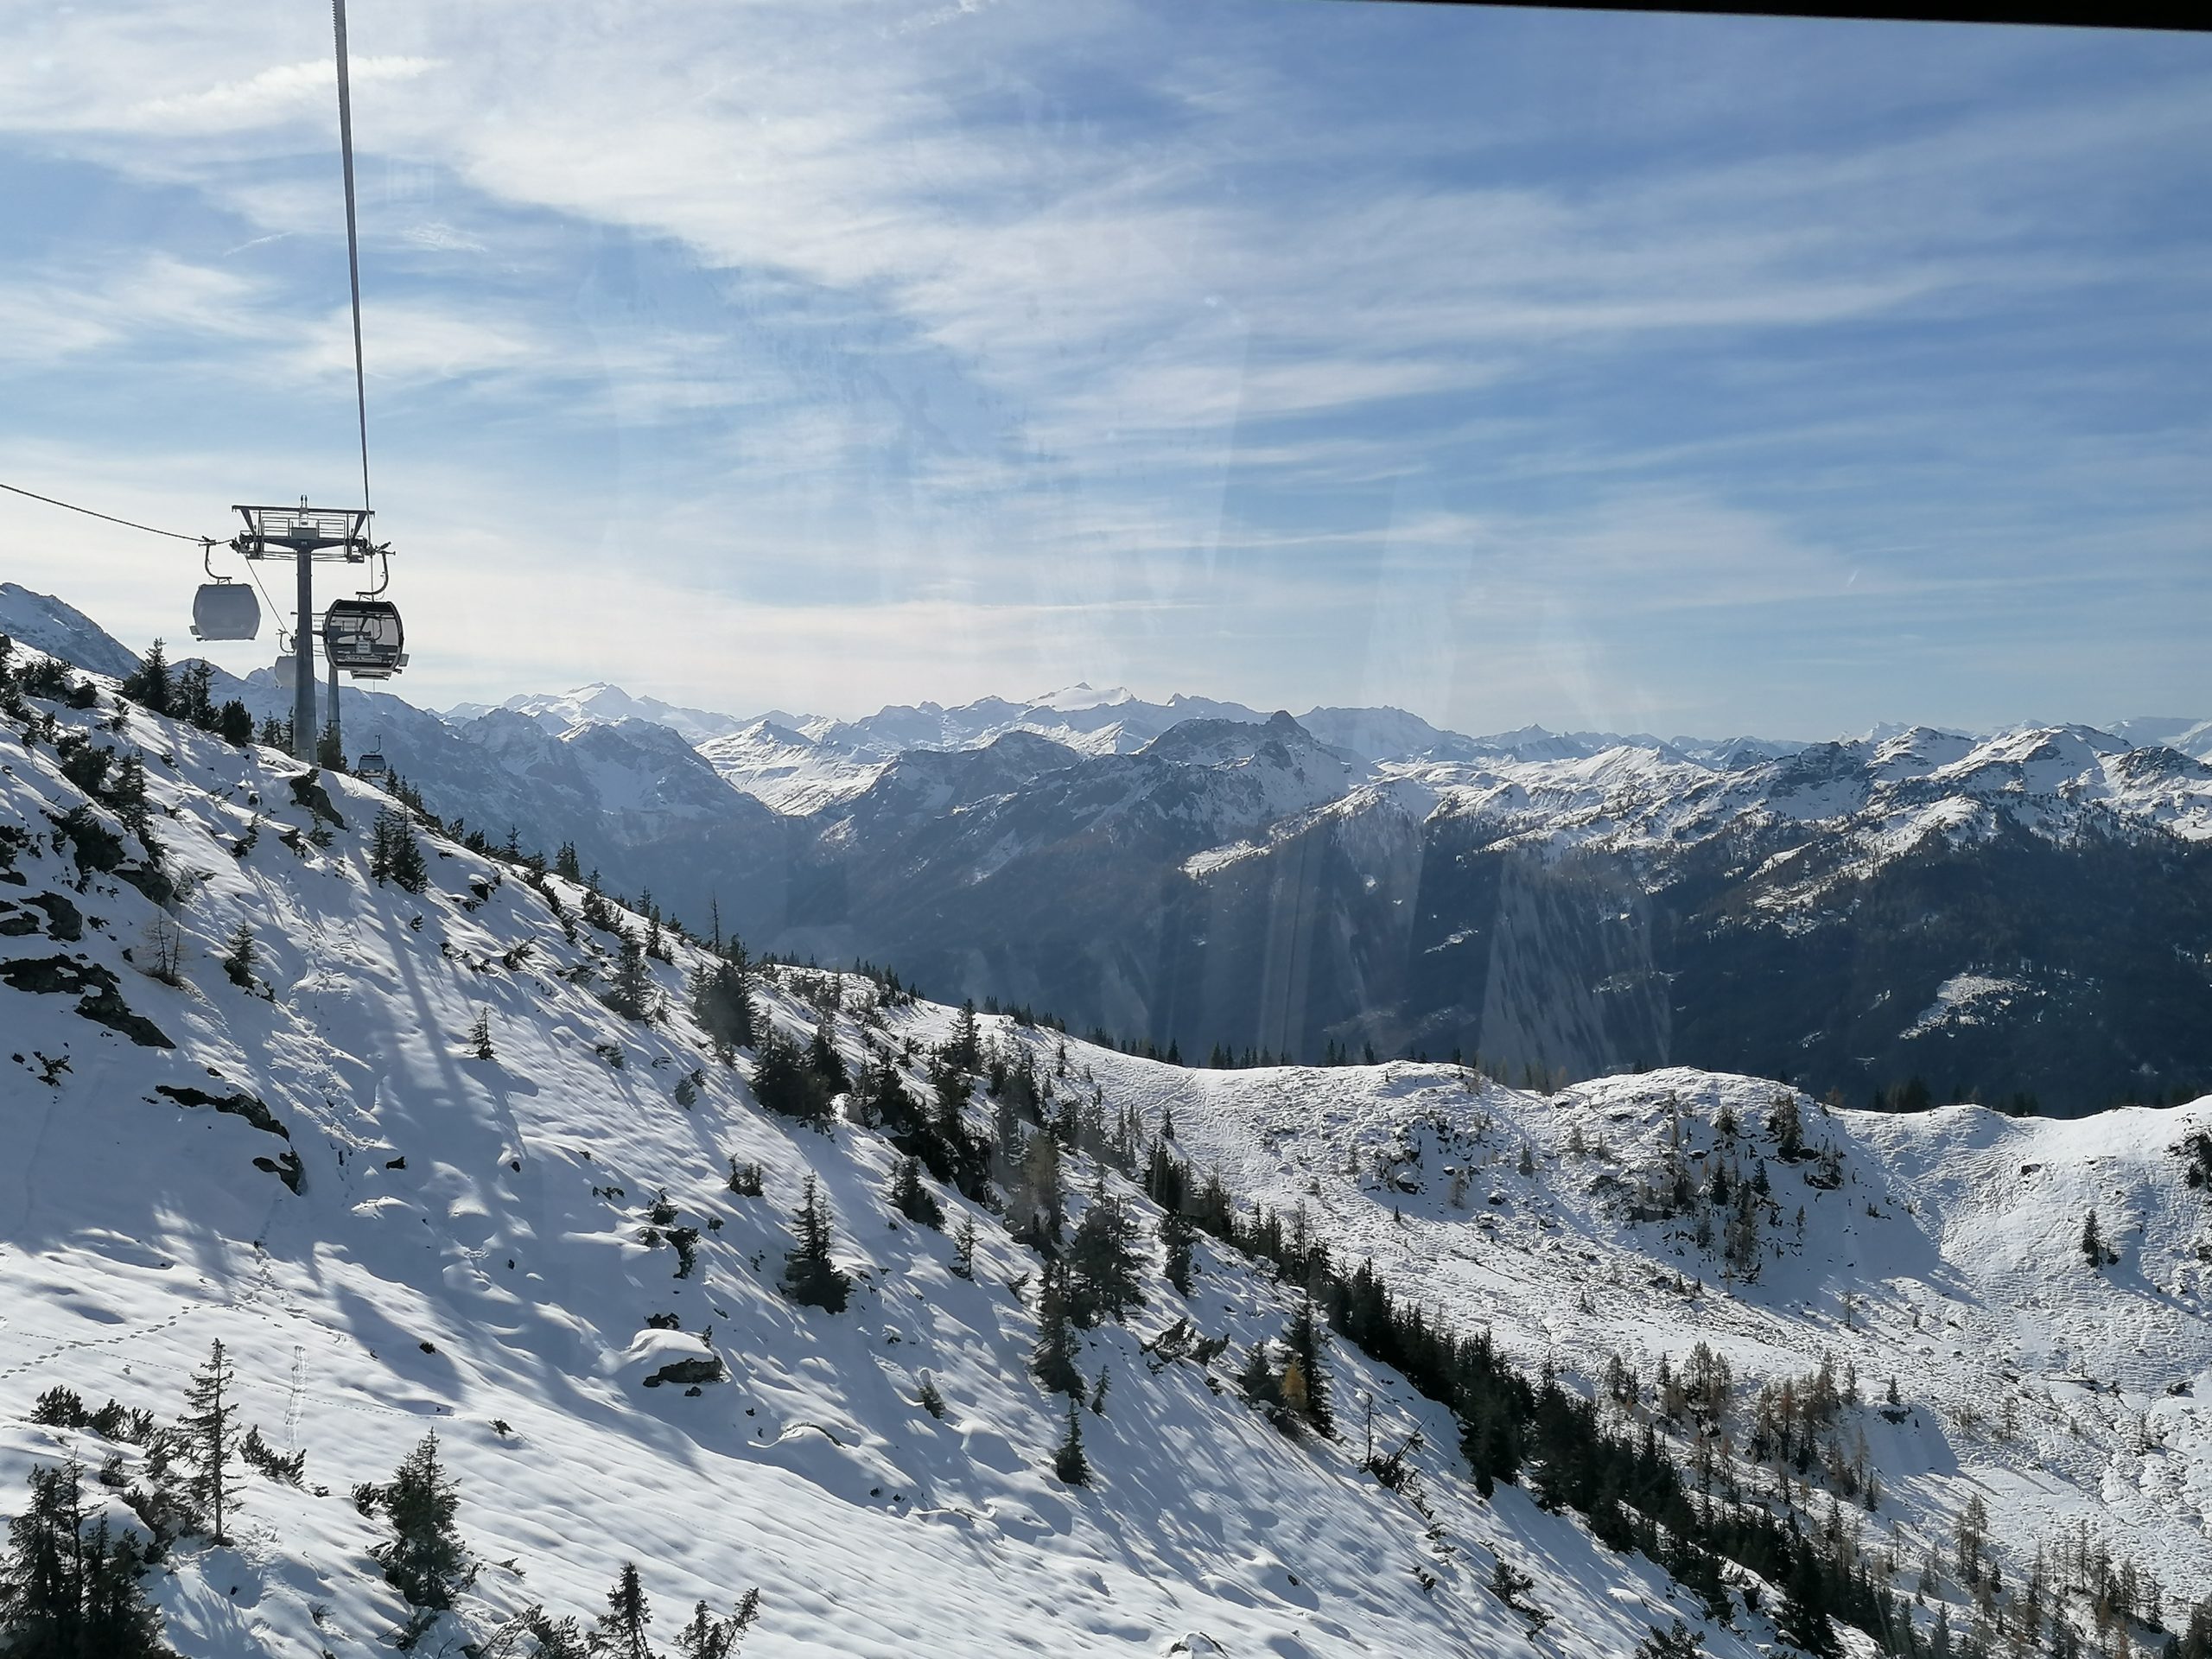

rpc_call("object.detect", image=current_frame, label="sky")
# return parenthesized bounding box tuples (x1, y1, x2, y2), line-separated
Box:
(1, 0, 2209, 741)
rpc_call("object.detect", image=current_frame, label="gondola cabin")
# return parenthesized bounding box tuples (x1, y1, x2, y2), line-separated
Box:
(190, 580, 261, 641)
(322, 599, 406, 679)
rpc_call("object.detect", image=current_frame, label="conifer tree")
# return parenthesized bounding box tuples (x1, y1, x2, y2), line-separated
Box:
(1634, 1618, 1704, 1658)
(1160, 1206, 1196, 1297)
(946, 1000, 981, 1075)
(672, 1592, 760, 1659)
(1028, 1260, 1082, 1396)
(1282, 1299, 1333, 1434)
(750, 1032, 828, 1125)
(1237, 1342, 1281, 1418)
(171, 658, 218, 729)
(948, 1215, 977, 1280)
(1065, 1187, 1143, 1328)
(886, 1156, 944, 1228)
(372, 1433, 474, 1646)
(593, 1563, 653, 1659)
(0, 1459, 165, 1659)
(809, 1021, 851, 1096)
(689, 958, 755, 1057)
(121, 639, 172, 715)
(220, 923, 257, 989)
(217, 697, 255, 747)
(77, 1516, 162, 1657)
(468, 1007, 494, 1060)
(780, 1176, 850, 1313)
(179, 1339, 238, 1543)
(2082, 1210, 2107, 1268)
(607, 936, 658, 1022)
(1773, 1551, 1839, 1656)
(555, 842, 583, 880)
(315, 720, 345, 770)
(1051, 1398, 1090, 1485)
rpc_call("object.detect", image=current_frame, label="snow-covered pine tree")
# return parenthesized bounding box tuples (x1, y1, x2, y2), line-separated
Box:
(688, 957, 754, 1057)
(178, 1339, 238, 1544)
(372, 1433, 474, 1648)
(779, 1175, 850, 1313)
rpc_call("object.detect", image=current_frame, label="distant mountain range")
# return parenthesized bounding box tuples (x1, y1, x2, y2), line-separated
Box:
(9, 581, 2210, 1110)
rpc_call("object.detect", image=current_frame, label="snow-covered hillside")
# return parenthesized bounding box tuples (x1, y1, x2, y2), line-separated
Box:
(3, 632, 2209, 1657)
(0, 639, 1796, 1658)
(1110, 1060, 2212, 1612)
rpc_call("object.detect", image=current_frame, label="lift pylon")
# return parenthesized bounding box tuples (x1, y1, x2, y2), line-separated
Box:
(232, 502, 378, 761)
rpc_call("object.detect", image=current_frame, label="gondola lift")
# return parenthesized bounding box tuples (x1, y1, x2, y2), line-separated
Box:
(357, 734, 390, 779)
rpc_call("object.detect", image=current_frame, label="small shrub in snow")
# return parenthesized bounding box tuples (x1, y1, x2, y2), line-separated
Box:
(669, 1225, 701, 1279)
(29, 1385, 87, 1427)
(239, 1423, 306, 1484)
(727, 1159, 764, 1197)
(1634, 1618, 1703, 1658)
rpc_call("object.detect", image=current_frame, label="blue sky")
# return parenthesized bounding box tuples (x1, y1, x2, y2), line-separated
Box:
(2, 0, 2208, 739)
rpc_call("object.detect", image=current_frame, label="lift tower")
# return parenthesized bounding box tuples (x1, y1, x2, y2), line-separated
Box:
(231, 502, 377, 760)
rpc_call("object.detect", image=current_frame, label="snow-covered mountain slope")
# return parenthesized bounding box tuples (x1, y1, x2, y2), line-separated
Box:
(1102, 1058, 2212, 1614)
(0, 645, 1813, 1659)
(3, 639, 2209, 1656)
(694, 720, 887, 816)
(0, 582, 143, 681)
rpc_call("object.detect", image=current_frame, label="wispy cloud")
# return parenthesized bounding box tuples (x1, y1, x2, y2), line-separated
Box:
(0, 0, 2205, 733)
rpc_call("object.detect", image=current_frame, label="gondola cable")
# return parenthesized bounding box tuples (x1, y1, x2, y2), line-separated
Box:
(0, 480, 208, 545)
(332, 0, 372, 518)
